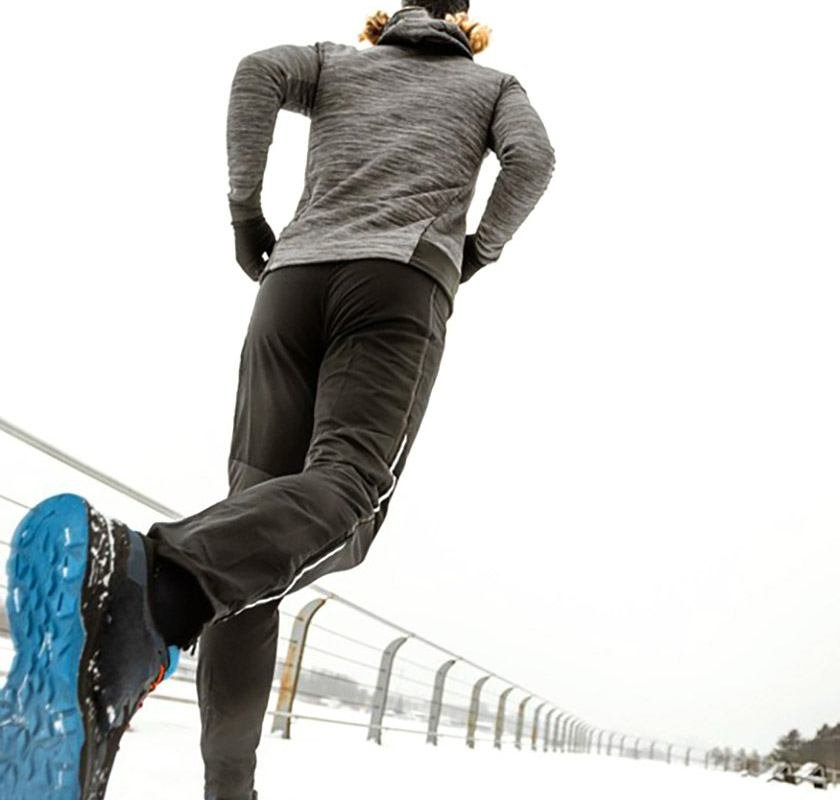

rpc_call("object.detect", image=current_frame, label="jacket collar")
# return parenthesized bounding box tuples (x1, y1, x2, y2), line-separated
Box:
(376, 6, 474, 60)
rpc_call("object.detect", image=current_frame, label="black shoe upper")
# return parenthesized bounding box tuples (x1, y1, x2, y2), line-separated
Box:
(78, 509, 173, 798)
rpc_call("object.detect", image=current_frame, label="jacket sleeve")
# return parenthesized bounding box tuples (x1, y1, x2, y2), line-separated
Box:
(227, 43, 323, 222)
(472, 75, 556, 267)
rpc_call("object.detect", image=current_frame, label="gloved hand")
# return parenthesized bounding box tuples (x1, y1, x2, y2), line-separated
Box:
(231, 214, 276, 282)
(460, 233, 488, 284)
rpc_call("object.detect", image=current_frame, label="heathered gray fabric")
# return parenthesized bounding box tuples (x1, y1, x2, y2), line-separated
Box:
(226, 5, 556, 306)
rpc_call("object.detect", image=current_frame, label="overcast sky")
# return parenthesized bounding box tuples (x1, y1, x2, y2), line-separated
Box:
(1, 0, 839, 756)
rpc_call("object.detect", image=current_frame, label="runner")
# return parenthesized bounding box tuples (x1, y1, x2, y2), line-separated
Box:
(0, 3, 555, 798)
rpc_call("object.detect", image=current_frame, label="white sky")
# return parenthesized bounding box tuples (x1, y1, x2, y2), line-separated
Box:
(1, 0, 839, 757)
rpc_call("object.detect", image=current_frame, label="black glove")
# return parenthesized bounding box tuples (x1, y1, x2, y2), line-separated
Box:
(460, 233, 488, 284)
(231, 214, 276, 282)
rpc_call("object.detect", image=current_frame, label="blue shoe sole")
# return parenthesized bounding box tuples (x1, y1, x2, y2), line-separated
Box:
(1, 494, 183, 799)
(0, 493, 90, 799)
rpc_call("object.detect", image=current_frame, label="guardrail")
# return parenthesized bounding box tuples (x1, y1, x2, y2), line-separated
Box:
(0, 414, 751, 766)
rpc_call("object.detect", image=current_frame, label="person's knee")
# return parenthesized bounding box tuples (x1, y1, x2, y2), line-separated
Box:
(228, 457, 277, 496)
(306, 455, 392, 513)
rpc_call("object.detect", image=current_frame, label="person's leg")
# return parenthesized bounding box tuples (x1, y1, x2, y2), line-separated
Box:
(146, 256, 450, 625)
(193, 263, 327, 800)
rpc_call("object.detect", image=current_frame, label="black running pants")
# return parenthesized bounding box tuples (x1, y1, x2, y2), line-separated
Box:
(146, 258, 451, 800)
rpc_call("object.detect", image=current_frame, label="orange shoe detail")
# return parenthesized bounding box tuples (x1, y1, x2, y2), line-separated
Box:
(148, 663, 167, 693)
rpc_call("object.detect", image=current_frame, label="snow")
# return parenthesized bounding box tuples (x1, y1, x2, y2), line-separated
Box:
(107, 685, 831, 799)
(0, 641, 833, 798)
(0, 643, 832, 797)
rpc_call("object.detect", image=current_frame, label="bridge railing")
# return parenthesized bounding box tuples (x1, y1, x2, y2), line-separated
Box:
(0, 414, 728, 764)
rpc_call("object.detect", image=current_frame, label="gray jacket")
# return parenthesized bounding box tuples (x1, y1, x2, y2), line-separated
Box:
(227, 5, 556, 306)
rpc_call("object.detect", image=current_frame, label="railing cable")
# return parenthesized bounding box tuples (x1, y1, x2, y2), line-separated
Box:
(0, 416, 180, 519)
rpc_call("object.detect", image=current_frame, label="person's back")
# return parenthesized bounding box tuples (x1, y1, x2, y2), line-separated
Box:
(227, 3, 556, 308)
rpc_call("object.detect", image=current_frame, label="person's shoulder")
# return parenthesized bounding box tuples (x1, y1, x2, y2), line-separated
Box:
(474, 65, 534, 101)
(469, 61, 508, 80)
(314, 40, 361, 59)
(456, 59, 513, 92)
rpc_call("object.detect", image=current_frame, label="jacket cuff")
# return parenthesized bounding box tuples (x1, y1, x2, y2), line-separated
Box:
(228, 198, 264, 223)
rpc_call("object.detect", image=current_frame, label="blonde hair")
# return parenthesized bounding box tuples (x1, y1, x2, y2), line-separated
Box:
(358, 9, 492, 55)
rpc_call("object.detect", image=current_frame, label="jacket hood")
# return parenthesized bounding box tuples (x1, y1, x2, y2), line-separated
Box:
(376, 6, 474, 60)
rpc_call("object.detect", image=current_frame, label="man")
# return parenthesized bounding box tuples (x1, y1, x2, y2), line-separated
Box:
(0, 2, 554, 798)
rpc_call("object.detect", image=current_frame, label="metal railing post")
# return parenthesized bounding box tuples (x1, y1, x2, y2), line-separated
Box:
(493, 686, 515, 749)
(531, 702, 548, 751)
(466, 675, 491, 749)
(367, 636, 409, 744)
(597, 729, 605, 755)
(587, 727, 595, 753)
(667, 743, 674, 764)
(574, 721, 583, 752)
(685, 747, 692, 767)
(552, 712, 567, 752)
(649, 740, 657, 760)
(543, 708, 557, 752)
(515, 696, 533, 750)
(607, 731, 616, 756)
(271, 597, 327, 737)
(619, 734, 627, 757)
(559, 716, 571, 752)
(568, 719, 579, 752)
(426, 658, 457, 745)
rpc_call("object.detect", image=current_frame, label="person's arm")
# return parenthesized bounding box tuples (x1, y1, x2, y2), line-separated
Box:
(226, 43, 323, 223)
(464, 75, 556, 280)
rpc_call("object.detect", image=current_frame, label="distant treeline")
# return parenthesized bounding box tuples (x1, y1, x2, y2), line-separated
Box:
(773, 725, 840, 769)
(705, 746, 764, 773)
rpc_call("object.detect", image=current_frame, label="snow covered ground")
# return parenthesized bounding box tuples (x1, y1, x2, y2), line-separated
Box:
(106, 685, 829, 799)
(0, 642, 832, 798)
